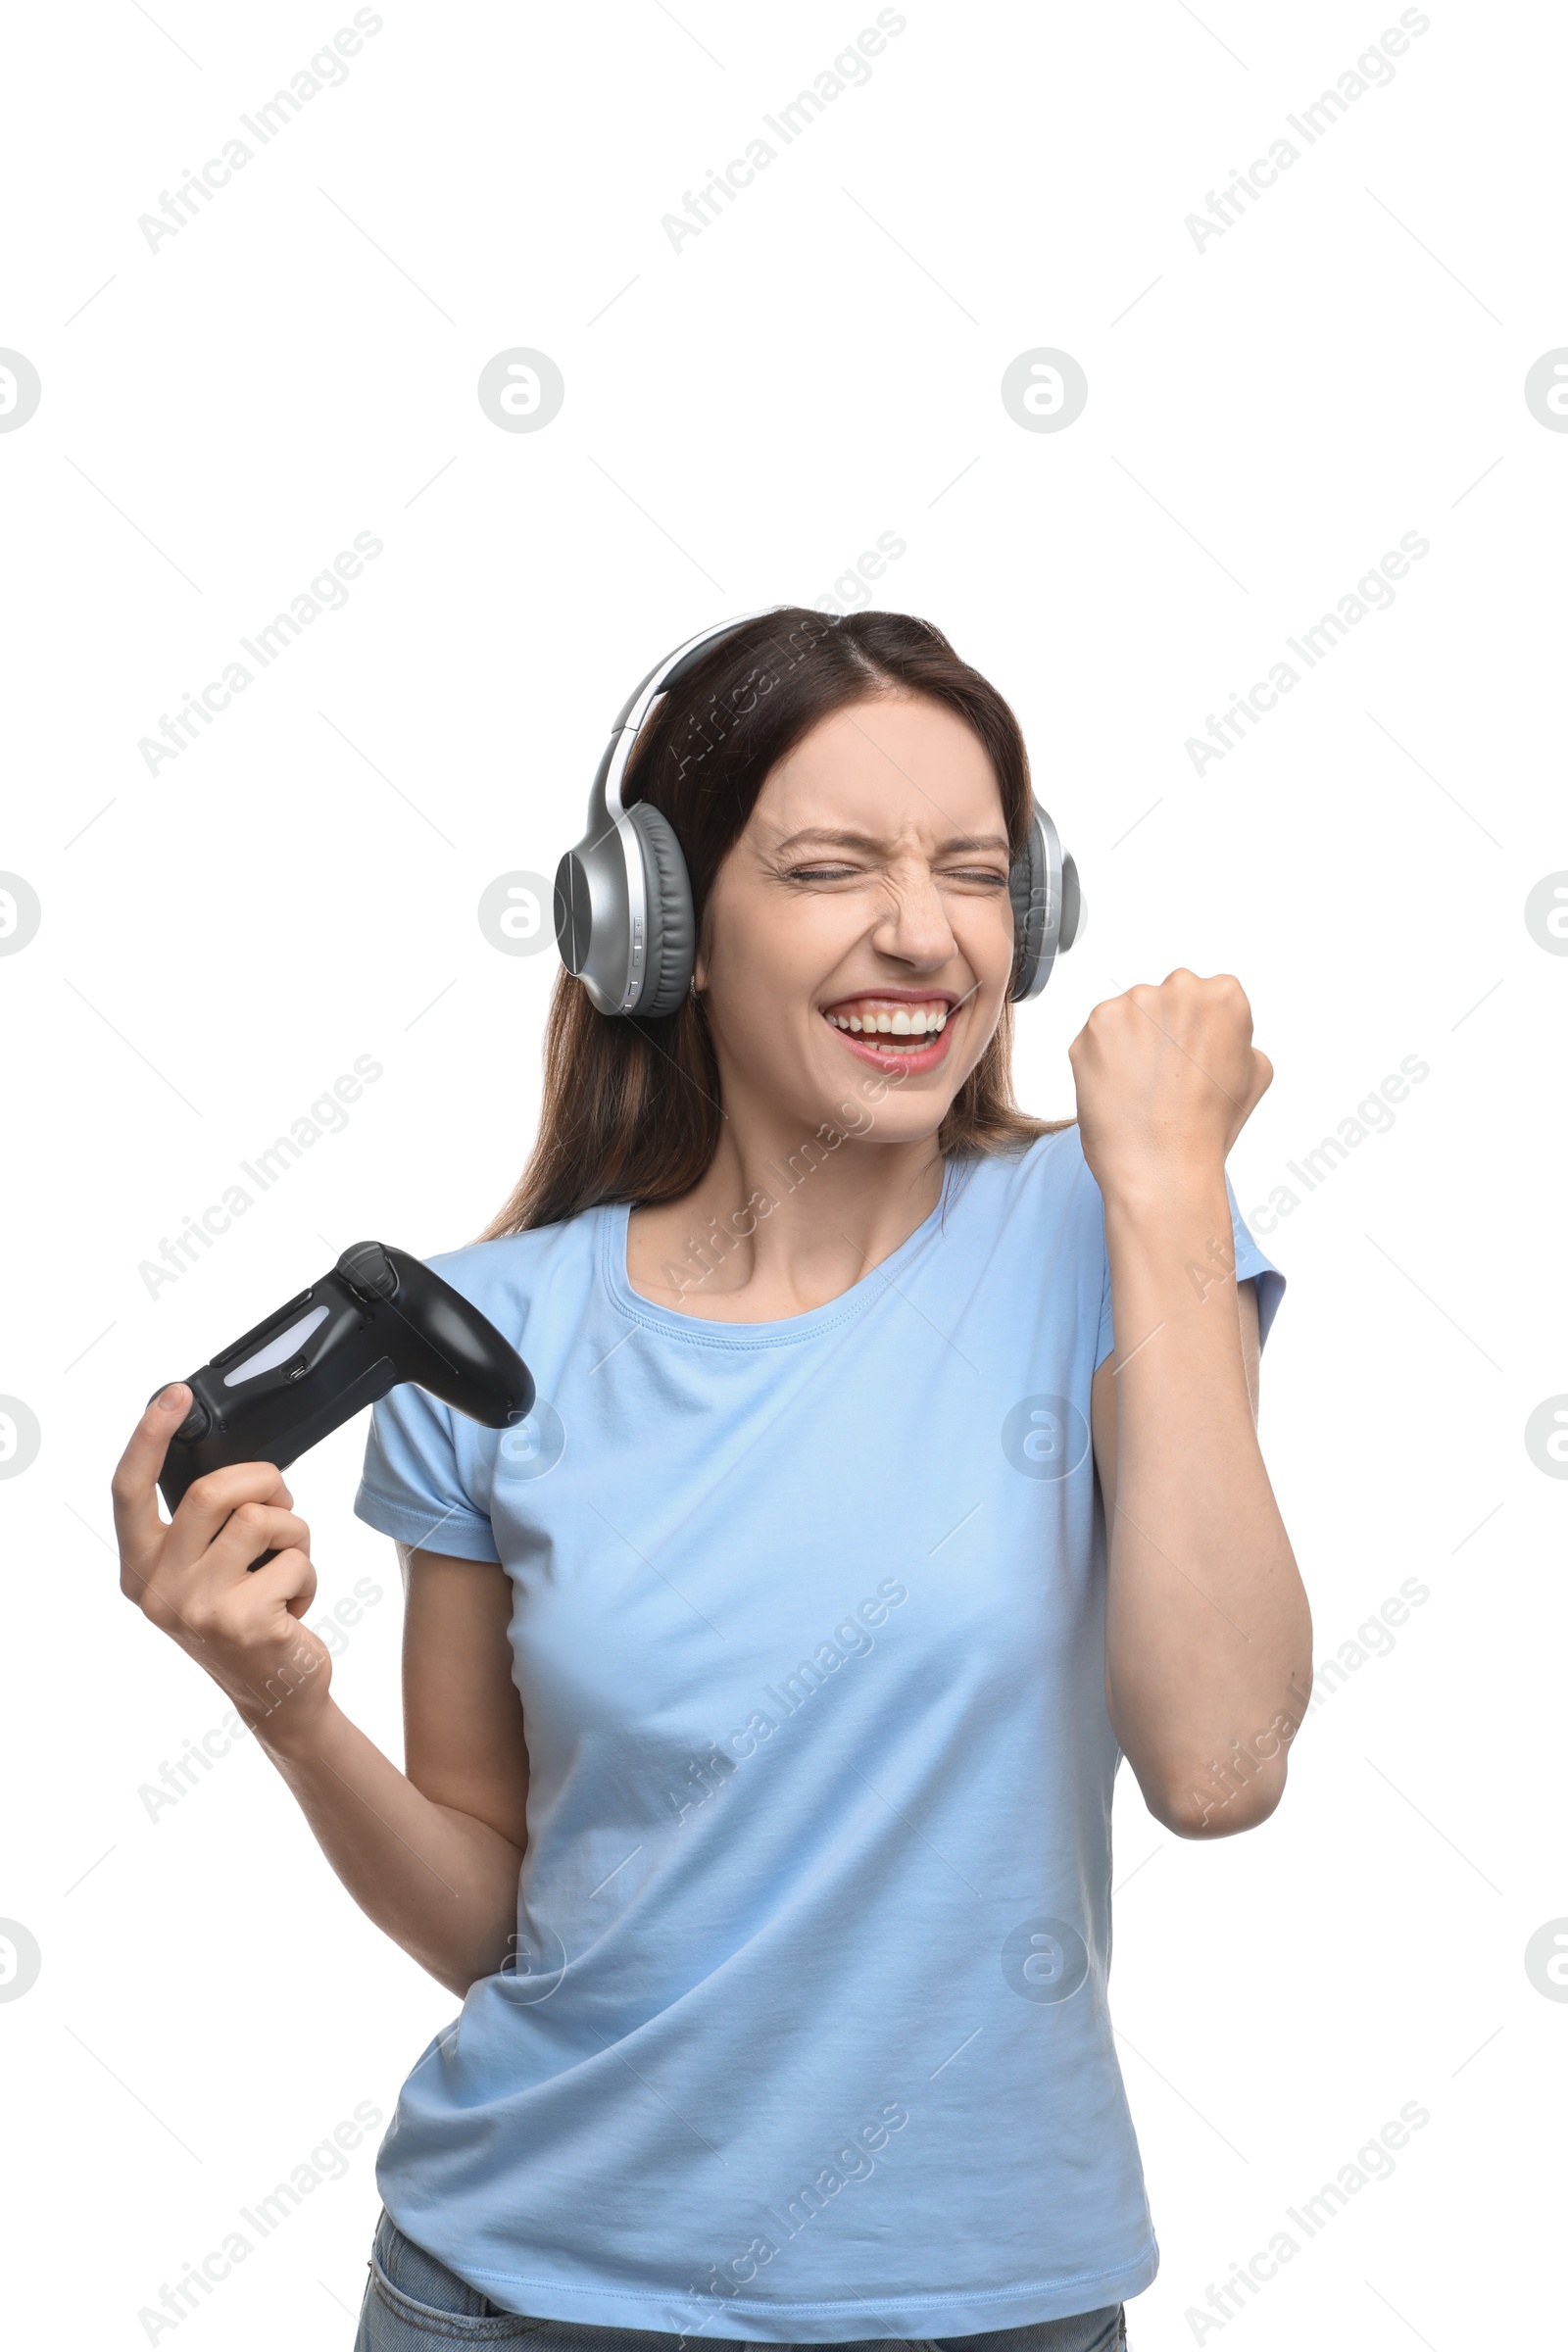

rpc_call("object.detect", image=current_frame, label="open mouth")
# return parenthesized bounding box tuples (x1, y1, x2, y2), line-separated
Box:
(818, 994, 959, 1073)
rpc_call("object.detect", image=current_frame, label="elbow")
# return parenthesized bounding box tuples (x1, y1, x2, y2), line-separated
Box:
(431, 1925, 514, 2001)
(1145, 1761, 1291, 1840)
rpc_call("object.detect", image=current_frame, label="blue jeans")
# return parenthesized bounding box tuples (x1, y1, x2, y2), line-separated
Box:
(354, 2210, 1128, 2351)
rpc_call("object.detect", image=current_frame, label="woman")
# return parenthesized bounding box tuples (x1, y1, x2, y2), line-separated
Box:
(115, 609, 1308, 2352)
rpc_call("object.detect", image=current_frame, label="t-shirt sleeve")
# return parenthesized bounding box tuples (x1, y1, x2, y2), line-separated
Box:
(1093, 1170, 1286, 1368)
(354, 1379, 502, 1563)
(1227, 1172, 1285, 1348)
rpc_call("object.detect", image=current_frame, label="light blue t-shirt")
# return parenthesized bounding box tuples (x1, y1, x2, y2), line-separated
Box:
(354, 1126, 1284, 2340)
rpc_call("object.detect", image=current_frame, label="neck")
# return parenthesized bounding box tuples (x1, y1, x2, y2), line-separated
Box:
(626, 1099, 945, 1321)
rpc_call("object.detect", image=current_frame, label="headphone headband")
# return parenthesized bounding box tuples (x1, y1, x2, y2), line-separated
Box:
(588, 608, 786, 835)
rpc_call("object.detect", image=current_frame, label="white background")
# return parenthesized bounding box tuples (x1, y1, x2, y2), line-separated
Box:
(1, 2, 1564, 2344)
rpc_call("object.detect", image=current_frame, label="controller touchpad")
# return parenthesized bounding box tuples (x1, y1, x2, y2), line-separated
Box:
(221, 1303, 331, 1387)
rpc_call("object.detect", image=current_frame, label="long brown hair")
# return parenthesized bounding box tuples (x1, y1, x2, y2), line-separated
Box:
(481, 607, 1065, 1239)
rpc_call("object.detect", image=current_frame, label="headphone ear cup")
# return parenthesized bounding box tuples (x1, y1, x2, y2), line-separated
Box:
(1007, 809, 1049, 1004)
(624, 801, 695, 1018)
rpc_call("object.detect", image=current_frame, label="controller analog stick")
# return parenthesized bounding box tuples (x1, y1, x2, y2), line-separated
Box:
(145, 1390, 210, 1444)
(147, 1386, 211, 1444)
(337, 1241, 398, 1302)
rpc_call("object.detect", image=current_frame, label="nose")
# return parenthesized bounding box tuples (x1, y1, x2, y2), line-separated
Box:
(867, 858, 957, 970)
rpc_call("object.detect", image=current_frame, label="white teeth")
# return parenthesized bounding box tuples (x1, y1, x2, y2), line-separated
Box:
(824, 1004, 950, 1040)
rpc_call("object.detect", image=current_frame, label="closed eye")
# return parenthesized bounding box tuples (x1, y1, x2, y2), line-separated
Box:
(783, 863, 1008, 887)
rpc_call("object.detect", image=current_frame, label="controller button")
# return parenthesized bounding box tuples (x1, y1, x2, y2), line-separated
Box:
(173, 1401, 210, 1443)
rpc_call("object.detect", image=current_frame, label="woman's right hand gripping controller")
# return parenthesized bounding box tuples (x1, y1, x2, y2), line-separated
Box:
(112, 1383, 334, 1747)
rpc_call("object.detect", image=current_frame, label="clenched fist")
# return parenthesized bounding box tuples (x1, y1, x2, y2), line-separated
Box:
(1068, 968, 1272, 1202)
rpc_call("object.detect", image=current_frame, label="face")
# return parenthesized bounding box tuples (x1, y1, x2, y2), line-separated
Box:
(694, 692, 1016, 1146)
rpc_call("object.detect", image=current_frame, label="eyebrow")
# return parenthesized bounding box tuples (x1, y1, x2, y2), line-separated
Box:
(771, 826, 1010, 856)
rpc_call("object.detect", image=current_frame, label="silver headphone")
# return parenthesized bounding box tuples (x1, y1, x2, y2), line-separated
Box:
(553, 611, 1085, 1017)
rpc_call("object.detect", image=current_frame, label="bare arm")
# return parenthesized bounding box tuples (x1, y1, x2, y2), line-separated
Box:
(262, 1546, 529, 1995)
(114, 1386, 528, 1997)
(1075, 973, 1312, 1838)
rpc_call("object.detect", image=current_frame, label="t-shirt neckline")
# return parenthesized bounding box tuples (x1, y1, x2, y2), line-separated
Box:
(601, 1157, 957, 1348)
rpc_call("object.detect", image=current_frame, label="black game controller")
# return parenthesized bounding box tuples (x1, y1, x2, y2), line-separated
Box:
(154, 1242, 534, 1560)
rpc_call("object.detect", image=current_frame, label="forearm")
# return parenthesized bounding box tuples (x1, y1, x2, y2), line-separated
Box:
(256, 1697, 523, 1995)
(1102, 1164, 1311, 1834)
